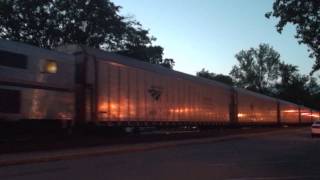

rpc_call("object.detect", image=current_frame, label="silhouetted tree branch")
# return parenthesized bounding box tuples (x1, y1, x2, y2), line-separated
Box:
(266, 0, 320, 74)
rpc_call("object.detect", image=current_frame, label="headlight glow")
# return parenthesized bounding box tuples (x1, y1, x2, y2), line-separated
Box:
(44, 60, 58, 73)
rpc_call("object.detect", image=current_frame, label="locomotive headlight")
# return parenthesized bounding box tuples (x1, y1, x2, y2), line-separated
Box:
(43, 60, 58, 73)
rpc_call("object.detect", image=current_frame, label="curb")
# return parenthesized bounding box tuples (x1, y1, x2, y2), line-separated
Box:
(0, 128, 304, 167)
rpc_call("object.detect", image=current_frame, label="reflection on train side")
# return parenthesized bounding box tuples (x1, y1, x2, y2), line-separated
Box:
(283, 110, 299, 113)
(98, 98, 320, 123)
(237, 113, 246, 118)
(168, 108, 219, 117)
(237, 112, 277, 122)
(301, 113, 319, 118)
(26, 89, 74, 120)
(99, 102, 137, 119)
(98, 101, 228, 122)
(99, 101, 204, 117)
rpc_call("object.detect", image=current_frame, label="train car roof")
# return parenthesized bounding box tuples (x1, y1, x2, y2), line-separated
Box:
(0, 39, 74, 63)
(278, 99, 300, 107)
(235, 87, 279, 102)
(57, 44, 233, 90)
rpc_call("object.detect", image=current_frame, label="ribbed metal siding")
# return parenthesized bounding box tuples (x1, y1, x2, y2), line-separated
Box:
(300, 107, 312, 123)
(237, 90, 277, 124)
(96, 60, 231, 123)
(279, 101, 299, 124)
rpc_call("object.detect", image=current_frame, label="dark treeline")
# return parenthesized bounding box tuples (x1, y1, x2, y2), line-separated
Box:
(0, 0, 174, 68)
(196, 69, 234, 86)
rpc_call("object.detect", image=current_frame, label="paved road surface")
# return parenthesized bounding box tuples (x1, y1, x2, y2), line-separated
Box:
(1, 127, 320, 180)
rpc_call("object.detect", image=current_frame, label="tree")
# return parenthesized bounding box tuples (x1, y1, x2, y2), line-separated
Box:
(0, 0, 174, 68)
(307, 77, 320, 95)
(276, 63, 320, 109)
(161, 58, 175, 69)
(230, 44, 280, 94)
(276, 62, 306, 103)
(277, 73, 310, 104)
(118, 45, 175, 68)
(196, 68, 234, 86)
(266, 0, 320, 73)
(304, 77, 320, 109)
(278, 62, 298, 86)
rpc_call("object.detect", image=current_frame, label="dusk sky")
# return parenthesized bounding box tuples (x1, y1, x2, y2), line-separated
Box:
(113, 0, 315, 76)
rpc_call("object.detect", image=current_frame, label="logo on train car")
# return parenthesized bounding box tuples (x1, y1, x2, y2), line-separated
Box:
(148, 86, 163, 101)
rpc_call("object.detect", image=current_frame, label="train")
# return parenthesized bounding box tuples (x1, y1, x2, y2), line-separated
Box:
(0, 39, 319, 130)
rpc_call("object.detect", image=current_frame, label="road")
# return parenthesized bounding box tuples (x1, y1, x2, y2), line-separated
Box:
(0, 127, 320, 180)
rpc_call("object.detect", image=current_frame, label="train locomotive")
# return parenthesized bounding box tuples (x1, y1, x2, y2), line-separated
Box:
(0, 39, 319, 130)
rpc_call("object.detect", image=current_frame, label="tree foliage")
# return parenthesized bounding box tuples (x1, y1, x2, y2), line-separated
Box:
(196, 68, 234, 86)
(276, 62, 309, 105)
(266, 0, 320, 73)
(230, 44, 280, 94)
(276, 69, 320, 109)
(278, 62, 298, 86)
(118, 45, 175, 68)
(0, 0, 174, 68)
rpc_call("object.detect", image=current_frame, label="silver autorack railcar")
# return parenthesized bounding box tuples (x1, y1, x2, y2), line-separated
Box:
(58, 44, 233, 126)
(0, 39, 319, 129)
